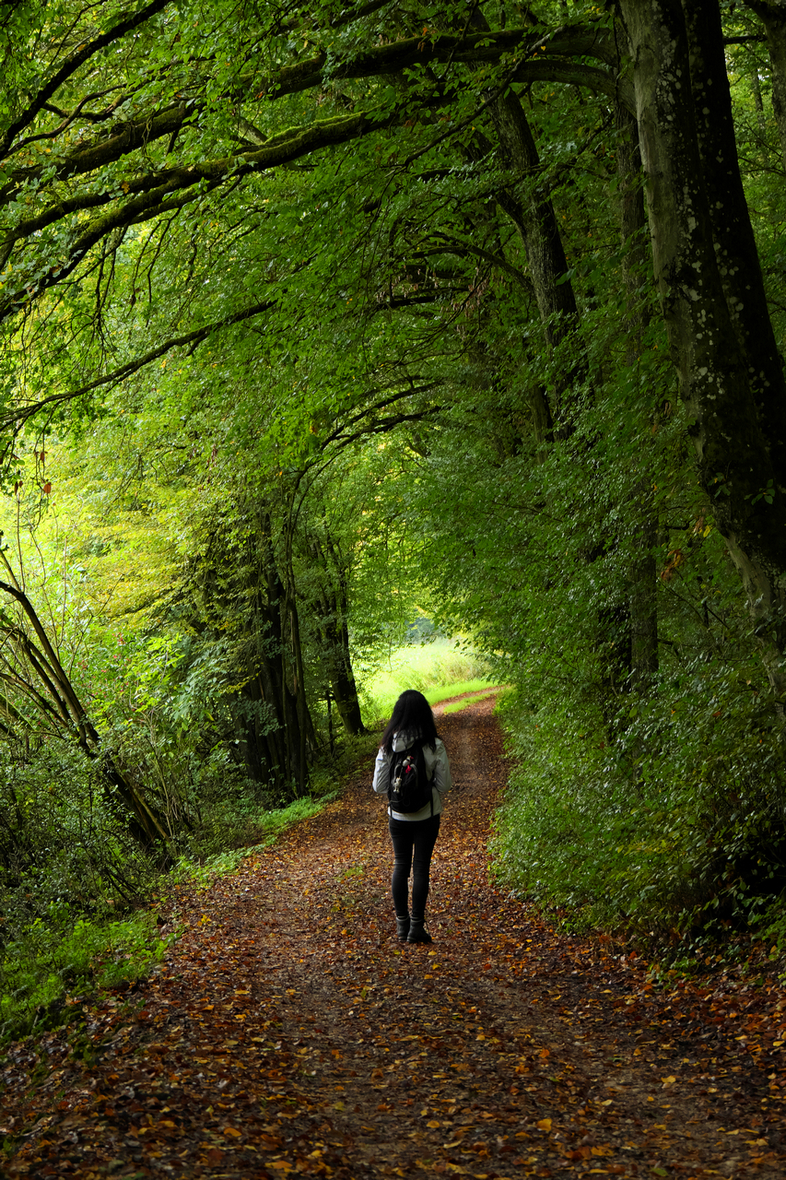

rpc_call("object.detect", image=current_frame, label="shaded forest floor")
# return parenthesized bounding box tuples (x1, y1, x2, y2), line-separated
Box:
(3, 695, 786, 1178)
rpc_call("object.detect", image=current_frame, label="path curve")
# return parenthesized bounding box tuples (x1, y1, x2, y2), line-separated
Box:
(2, 695, 785, 1178)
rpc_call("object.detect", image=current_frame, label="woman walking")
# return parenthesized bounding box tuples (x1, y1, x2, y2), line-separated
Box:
(373, 689, 453, 944)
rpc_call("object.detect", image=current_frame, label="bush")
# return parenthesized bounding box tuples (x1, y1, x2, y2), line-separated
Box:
(491, 655, 786, 943)
(0, 741, 157, 927)
(0, 908, 170, 1045)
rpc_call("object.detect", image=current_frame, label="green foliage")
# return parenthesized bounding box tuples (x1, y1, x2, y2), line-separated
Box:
(0, 768, 346, 1046)
(0, 909, 171, 1046)
(173, 792, 339, 888)
(0, 739, 158, 919)
(491, 619, 786, 942)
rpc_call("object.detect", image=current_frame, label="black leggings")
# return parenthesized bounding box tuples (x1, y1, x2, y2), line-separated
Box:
(389, 814, 441, 921)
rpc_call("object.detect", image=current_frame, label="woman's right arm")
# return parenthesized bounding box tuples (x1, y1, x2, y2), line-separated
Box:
(372, 748, 390, 795)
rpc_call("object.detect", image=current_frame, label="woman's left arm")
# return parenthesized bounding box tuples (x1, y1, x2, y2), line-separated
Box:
(432, 741, 453, 794)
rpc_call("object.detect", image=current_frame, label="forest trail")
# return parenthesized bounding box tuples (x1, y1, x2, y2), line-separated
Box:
(3, 695, 786, 1179)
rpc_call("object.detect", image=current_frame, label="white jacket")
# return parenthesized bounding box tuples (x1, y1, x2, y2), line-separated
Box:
(372, 731, 453, 821)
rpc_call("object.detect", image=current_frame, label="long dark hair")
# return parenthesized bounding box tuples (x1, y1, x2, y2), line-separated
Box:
(381, 689, 439, 755)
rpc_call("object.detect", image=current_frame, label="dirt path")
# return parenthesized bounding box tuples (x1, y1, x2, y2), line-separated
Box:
(2, 696, 786, 1178)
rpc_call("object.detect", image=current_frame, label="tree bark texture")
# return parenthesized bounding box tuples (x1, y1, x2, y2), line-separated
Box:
(487, 91, 586, 436)
(617, 0, 786, 700)
(307, 536, 367, 737)
(249, 527, 312, 797)
(615, 86, 659, 689)
(195, 510, 313, 801)
(684, 0, 786, 476)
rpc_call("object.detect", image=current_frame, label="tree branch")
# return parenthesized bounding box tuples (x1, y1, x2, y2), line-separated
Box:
(0, 0, 174, 160)
(2, 23, 619, 201)
(0, 297, 275, 439)
(263, 24, 617, 97)
(0, 110, 396, 322)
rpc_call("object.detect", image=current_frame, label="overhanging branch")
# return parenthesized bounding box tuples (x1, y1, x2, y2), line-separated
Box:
(0, 297, 276, 443)
(0, 109, 399, 323)
(0, 0, 175, 161)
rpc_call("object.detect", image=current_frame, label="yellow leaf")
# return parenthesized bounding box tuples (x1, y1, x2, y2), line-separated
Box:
(537, 1118, 552, 1131)
(662, 1075, 676, 1086)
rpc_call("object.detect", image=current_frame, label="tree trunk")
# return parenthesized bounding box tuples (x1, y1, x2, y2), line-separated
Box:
(487, 89, 584, 435)
(306, 535, 367, 736)
(286, 593, 316, 793)
(257, 528, 311, 796)
(685, 0, 786, 472)
(616, 79, 659, 690)
(330, 615, 367, 735)
(471, 8, 583, 435)
(233, 671, 282, 787)
(617, 0, 786, 702)
(744, 0, 786, 168)
(316, 599, 367, 735)
(216, 513, 314, 802)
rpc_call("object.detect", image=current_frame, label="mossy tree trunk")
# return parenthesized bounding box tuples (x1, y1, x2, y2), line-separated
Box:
(306, 534, 367, 737)
(616, 72, 659, 693)
(618, 0, 786, 703)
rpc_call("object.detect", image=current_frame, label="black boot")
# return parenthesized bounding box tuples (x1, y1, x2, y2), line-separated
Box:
(407, 919, 432, 944)
(396, 915, 411, 942)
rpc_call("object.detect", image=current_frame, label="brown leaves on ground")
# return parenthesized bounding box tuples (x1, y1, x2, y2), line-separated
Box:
(2, 695, 786, 1178)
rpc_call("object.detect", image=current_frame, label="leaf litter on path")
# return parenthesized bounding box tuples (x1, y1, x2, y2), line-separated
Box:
(2, 695, 786, 1178)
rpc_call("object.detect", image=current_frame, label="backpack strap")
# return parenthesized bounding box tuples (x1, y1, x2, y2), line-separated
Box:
(389, 738, 435, 817)
(423, 740, 434, 817)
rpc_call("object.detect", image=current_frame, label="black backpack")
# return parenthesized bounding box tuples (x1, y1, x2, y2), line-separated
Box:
(388, 740, 434, 814)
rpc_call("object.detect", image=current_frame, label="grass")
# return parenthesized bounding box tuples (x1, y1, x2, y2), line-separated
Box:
(441, 687, 503, 713)
(174, 795, 332, 889)
(362, 638, 493, 723)
(0, 910, 172, 1047)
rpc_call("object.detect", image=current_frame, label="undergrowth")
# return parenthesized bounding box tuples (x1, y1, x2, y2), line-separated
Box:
(0, 676, 479, 1048)
(0, 789, 340, 1047)
(491, 674, 786, 969)
(0, 910, 172, 1047)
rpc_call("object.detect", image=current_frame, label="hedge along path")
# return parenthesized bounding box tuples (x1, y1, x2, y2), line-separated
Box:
(2, 694, 786, 1178)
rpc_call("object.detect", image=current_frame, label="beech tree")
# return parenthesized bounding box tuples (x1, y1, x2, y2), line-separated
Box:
(616, 0, 786, 699)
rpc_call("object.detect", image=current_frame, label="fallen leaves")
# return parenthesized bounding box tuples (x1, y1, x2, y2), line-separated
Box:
(1, 696, 786, 1177)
